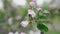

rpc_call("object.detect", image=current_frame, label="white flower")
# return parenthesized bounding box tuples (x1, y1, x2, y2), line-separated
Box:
(20, 32, 26, 34)
(29, 1, 37, 7)
(8, 18, 13, 25)
(8, 32, 13, 34)
(15, 31, 19, 34)
(28, 9, 36, 17)
(21, 21, 29, 28)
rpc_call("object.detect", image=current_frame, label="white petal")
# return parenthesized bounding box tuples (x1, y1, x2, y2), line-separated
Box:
(21, 21, 29, 27)
(8, 32, 14, 34)
(29, 30, 34, 34)
(29, 1, 36, 7)
(8, 18, 13, 25)
(15, 32, 19, 34)
(20, 32, 26, 34)
(28, 9, 36, 17)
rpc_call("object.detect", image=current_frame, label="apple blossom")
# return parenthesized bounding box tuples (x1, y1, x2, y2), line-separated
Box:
(28, 9, 36, 17)
(20, 32, 26, 34)
(21, 21, 29, 28)
(29, 1, 37, 7)
(8, 32, 13, 34)
(8, 18, 13, 25)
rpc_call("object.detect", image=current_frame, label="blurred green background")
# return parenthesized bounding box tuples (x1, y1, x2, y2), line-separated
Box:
(0, 0, 60, 34)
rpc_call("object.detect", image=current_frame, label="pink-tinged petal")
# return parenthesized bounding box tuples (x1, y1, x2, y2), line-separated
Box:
(21, 21, 29, 28)
(8, 32, 13, 34)
(20, 32, 26, 34)
(28, 9, 36, 17)
(29, 1, 37, 7)
(37, 8, 43, 12)
(8, 18, 13, 25)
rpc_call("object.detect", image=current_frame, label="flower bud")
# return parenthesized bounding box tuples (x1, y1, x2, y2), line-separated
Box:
(37, 8, 43, 12)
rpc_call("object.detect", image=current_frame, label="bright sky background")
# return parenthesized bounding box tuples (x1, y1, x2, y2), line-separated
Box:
(36, 0, 44, 6)
(12, 0, 52, 7)
(12, 0, 27, 7)
(0, 0, 52, 8)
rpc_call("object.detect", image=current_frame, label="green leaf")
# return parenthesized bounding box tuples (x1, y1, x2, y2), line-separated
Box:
(37, 14, 47, 23)
(37, 24, 48, 32)
(26, 0, 33, 3)
(39, 13, 43, 16)
(38, 18, 47, 22)
(0, 12, 4, 19)
(40, 15, 47, 19)
(10, 9, 17, 17)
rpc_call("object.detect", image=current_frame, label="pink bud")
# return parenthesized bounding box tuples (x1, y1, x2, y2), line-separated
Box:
(37, 8, 43, 12)
(29, 1, 37, 7)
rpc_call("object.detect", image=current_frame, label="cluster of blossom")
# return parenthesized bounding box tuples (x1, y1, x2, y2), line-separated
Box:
(8, 1, 43, 34)
(8, 1, 43, 27)
(20, 1, 43, 28)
